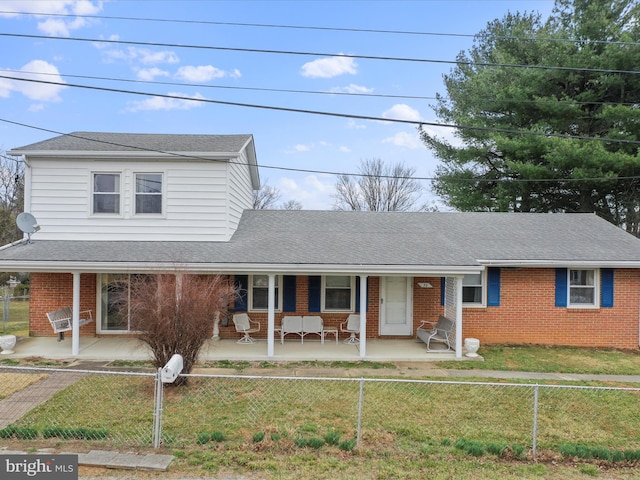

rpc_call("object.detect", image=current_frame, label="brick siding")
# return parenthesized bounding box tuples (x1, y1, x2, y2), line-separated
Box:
(28, 270, 640, 348)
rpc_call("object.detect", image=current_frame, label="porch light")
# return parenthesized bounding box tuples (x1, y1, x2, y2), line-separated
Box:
(418, 282, 433, 288)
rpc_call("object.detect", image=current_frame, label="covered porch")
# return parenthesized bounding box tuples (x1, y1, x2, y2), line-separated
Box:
(6, 336, 465, 362)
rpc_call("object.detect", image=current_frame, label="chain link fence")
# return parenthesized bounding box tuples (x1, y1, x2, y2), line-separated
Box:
(1, 365, 639, 460)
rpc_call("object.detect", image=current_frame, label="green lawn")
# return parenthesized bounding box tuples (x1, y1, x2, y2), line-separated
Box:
(437, 344, 640, 375)
(0, 300, 29, 337)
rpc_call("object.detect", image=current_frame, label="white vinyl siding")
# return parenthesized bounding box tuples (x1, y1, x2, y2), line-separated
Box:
(27, 156, 253, 241)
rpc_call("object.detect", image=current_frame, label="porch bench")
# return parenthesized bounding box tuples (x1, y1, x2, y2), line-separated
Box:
(279, 315, 330, 344)
(46, 306, 93, 341)
(416, 315, 454, 352)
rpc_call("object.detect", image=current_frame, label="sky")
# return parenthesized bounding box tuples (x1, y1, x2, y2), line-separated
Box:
(0, 0, 555, 210)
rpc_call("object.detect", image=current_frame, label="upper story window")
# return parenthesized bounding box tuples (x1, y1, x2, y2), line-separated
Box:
(462, 273, 484, 306)
(93, 173, 120, 214)
(569, 269, 597, 307)
(135, 173, 163, 214)
(323, 275, 354, 311)
(249, 275, 281, 311)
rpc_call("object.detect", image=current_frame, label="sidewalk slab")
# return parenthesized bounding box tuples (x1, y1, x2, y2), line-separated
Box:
(136, 453, 174, 471)
(78, 450, 119, 466)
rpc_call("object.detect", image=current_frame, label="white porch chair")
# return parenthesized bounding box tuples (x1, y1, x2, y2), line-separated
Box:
(280, 316, 304, 343)
(302, 316, 323, 343)
(232, 313, 260, 344)
(340, 314, 360, 344)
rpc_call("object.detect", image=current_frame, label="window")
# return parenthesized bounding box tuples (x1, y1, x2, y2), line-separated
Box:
(135, 173, 162, 214)
(323, 275, 353, 311)
(249, 275, 280, 311)
(93, 173, 120, 214)
(100, 273, 130, 331)
(462, 273, 484, 306)
(569, 269, 597, 307)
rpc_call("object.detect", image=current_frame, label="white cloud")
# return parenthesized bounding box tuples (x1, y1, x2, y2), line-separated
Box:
(301, 54, 357, 78)
(382, 104, 423, 122)
(101, 47, 179, 65)
(339, 146, 351, 153)
(0, 60, 67, 101)
(126, 92, 206, 112)
(284, 141, 333, 154)
(382, 131, 424, 149)
(346, 119, 366, 130)
(278, 174, 335, 210)
(175, 65, 242, 82)
(136, 68, 170, 81)
(330, 84, 373, 94)
(0, 1, 103, 36)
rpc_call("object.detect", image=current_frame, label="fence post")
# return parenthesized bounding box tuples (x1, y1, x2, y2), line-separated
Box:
(356, 378, 364, 447)
(153, 368, 164, 449)
(532, 384, 539, 462)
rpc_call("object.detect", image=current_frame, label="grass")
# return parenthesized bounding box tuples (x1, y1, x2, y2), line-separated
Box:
(0, 300, 29, 337)
(437, 344, 640, 375)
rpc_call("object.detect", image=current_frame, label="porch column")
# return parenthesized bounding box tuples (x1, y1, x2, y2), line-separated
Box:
(72, 272, 81, 356)
(359, 275, 368, 358)
(455, 275, 463, 358)
(267, 273, 276, 358)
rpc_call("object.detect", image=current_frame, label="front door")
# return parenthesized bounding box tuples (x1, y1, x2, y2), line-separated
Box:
(379, 277, 413, 336)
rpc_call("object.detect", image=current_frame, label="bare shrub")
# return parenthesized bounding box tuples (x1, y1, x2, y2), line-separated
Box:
(121, 273, 236, 380)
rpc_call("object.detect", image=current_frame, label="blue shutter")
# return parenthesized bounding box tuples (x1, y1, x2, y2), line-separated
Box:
(283, 275, 297, 312)
(601, 269, 614, 308)
(308, 276, 321, 312)
(487, 267, 501, 307)
(234, 275, 248, 312)
(555, 268, 568, 307)
(440, 277, 446, 306)
(354, 277, 369, 313)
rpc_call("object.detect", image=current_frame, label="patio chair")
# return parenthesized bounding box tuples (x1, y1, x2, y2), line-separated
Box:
(233, 313, 260, 344)
(280, 316, 304, 343)
(340, 314, 360, 344)
(302, 316, 324, 343)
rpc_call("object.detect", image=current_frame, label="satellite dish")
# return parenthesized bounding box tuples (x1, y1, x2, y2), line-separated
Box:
(16, 212, 40, 243)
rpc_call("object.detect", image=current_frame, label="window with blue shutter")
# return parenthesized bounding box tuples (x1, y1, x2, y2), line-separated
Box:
(601, 269, 614, 308)
(555, 268, 568, 307)
(487, 267, 501, 306)
(283, 275, 297, 312)
(308, 276, 321, 312)
(234, 275, 248, 312)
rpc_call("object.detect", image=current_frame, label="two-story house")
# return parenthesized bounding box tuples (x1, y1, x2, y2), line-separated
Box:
(3, 132, 640, 359)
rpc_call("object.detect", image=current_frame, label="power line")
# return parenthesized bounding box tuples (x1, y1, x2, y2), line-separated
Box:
(0, 68, 437, 102)
(2, 32, 640, 76)
(1, 9, 638, 47)
(3, 118, 640, 185)
(5, 67, 639, 107)
(2, 73, 640, 146)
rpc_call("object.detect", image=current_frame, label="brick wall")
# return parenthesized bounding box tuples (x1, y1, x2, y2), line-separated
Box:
(28, 270, 640, 348)
(462, 268, 640, 349)
(30, 272, 97, 337)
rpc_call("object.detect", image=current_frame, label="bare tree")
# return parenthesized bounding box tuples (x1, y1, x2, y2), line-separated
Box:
(122, 272, 237, 384)
(333, 158, 423, 211)
(253, 179, 281, 209)
(281, 199, 303, 210)
(0, 150, 24, 245)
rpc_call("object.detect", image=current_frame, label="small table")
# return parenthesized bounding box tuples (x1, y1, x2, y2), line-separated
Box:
(321, 328, 338, 345)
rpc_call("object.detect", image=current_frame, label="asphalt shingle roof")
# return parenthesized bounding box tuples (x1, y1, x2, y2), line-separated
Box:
(9, 132, 254, 154)
(0, 211, 639, 273)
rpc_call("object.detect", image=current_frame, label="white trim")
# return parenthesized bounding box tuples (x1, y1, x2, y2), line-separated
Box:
(478, 259, 640, 268)
(462, 270, 487, 308)
(91, 171, 123, 217)
(321, 275, 355, 313)
(567, 267, 600, 309)
(248, 274, 282, 312)
(133, 171, 165, 217)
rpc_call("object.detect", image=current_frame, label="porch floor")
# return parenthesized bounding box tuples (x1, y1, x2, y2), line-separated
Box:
(6, 336, 463, 363)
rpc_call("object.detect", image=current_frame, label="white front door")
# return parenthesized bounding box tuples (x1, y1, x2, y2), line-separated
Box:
(379, 277, 413, 336)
